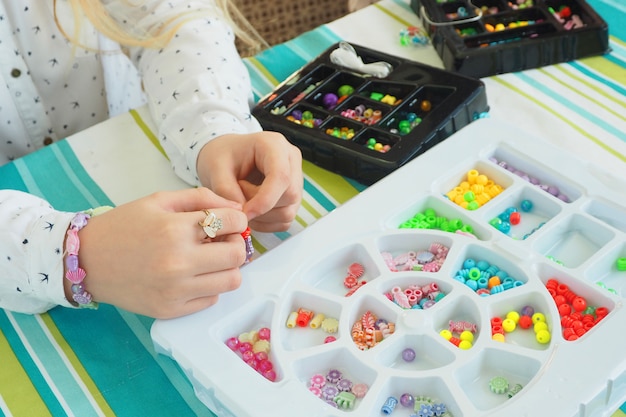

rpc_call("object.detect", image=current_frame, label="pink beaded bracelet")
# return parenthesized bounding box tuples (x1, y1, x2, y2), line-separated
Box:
(65, 212, 98, 309)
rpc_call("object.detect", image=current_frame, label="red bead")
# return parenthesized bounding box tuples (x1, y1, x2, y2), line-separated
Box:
(518, 315, 533, 329)
(571, 296, 587, 312)
(509, 211, 521, 225)
(558, 303, 571, 316)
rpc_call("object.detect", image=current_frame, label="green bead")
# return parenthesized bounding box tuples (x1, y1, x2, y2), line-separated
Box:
(338, 85, 355, 97)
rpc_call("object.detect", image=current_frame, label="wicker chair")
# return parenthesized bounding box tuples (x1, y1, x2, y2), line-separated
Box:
(233, 0, 350, 53)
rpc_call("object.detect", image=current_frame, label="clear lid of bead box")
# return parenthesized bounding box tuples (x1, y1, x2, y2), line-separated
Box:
(151, 118, 626, 417)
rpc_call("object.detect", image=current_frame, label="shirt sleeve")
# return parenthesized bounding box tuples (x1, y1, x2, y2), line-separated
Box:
(105, 0, 263, 186)
(0, 190, 75, 314)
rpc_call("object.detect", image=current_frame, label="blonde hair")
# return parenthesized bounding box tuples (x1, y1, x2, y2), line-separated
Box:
(55, 0, 268, 55)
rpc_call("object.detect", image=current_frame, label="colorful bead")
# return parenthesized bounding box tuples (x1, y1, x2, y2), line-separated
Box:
(381, 396, 398, 414)
(402, 348, 416, 362)
(489, 376, 509, 394)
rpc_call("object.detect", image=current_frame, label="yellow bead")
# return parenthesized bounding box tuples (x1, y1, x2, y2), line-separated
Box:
(531, 312, 546, 323)
(492, 333, 505, 342)
(459, 340, 472, 350)
(467, 169, 479, 183)
(506, 311, 520, 323)
(502, 318, 516, 332)
(440, 329, 452, 340)
(476, 174, 489, 185)
(460, 330, 474, 342)
(536, 329, 551, 344)
(533, 321, 548, 333)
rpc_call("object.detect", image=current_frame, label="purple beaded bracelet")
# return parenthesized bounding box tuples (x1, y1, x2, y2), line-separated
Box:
(65, 212, 98, 309)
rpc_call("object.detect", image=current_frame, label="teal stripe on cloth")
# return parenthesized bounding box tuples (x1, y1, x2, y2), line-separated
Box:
(9, 313, 98, 416)
(588, 0, 626, 41)
(0, 310, 66, 417)
(48, 305, 205, 417)
(0, 162, 27, 191)
(513, 71, 626, 142)
(567, 60, 626, 97)
(251, 26, 341, 85)
(116, 310, 217, 417)
(3, 140, 113, 211)
(303, 177, 338, 213)
(605, 53, 626, 69)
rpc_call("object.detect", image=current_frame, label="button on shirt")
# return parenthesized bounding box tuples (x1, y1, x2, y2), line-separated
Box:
(0, 0, 262, 313)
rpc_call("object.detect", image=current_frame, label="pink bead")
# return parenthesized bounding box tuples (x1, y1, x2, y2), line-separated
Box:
(238, 342, 252, 354)
(65, 229, 80, 255)
(225, 337, 239, 351)
(263, 369, 277, 382)
(258, 327, 271, 340)
(257, 359, 274, 373)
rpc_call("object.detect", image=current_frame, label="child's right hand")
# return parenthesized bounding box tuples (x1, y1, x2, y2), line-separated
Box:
(73, 187, 249, 319)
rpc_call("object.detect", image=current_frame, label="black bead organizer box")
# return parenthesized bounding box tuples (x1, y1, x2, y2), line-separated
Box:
(252, 42, 489, 185)
(411, 0, 609, 78)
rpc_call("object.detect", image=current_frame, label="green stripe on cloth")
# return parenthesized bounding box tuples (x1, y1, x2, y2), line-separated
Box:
(303, 160, 362, 205)
(554, 64, 626, 115)
(130, 109, 167, 159)
(0, 311, 61, 417)
(378, 0, 419, 26)
(491, 76, 626, 161)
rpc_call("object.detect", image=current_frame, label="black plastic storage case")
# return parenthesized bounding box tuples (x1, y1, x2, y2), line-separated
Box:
(410, 0, 610, 78)
(252, 43, 489, 185)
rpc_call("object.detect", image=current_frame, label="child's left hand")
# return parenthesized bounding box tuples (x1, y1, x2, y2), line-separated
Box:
(196, 131, 303, 232)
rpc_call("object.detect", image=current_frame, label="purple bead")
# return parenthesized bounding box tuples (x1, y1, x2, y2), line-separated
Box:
(547, 185, 560, 196)
(65, 254, 79, 271)
(400, 393, 415, 407)
(402, 348, 416, 362)
(557, 193, 570, 202)
(521, 305, 535, 316)
(70, 213, 90, 228)
(322, 385, 339, 400)
(290, 110, 303, 120)
(529, 176, 540, 185)
(336, 378, 353, 392)
(322, 93, 338, 109)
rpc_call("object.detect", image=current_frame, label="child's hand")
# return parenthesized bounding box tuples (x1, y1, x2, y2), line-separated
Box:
(74, 188, 249, 319)
(196, 131, 303, 232)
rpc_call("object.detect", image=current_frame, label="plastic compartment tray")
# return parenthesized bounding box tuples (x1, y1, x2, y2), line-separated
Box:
(151, 118, 626, 417)
(410, 0, 610, 78)
(251, 42, 488, 185)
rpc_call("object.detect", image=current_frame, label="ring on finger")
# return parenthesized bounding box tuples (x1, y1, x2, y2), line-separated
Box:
(199, 209, 223, 239)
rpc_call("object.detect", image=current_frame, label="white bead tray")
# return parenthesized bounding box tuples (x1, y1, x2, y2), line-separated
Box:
(151, 118, 626, 417)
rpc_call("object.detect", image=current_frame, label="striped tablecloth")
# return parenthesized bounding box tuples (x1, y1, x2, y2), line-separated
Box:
(0, 0, 623, 416)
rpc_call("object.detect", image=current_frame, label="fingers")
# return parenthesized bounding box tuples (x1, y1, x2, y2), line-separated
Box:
(154, 187, 243, 213)
(242, 141, 303, 222)
(194, 207, 248, 241)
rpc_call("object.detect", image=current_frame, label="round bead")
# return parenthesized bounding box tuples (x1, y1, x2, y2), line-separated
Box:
(536, 329, 551, 344)
(402, 348, 416, 362)
(532, 312, 546, 323)
(520, 199, 533, 212)
(502, 318, 516, 332)
(338, 85, 354, 97)
(400, 393, 415, 407)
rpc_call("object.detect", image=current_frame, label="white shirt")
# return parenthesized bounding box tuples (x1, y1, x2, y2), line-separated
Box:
(0, 0, 262, 313)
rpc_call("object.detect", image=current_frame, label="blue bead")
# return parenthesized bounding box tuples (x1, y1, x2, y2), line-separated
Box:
(520, 199, 533, 212)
